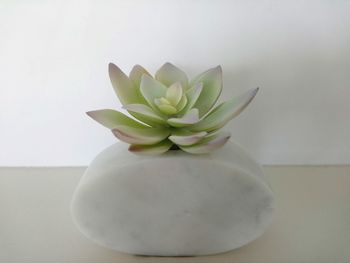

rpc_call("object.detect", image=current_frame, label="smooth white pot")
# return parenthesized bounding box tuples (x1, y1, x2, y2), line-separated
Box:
(71, 141, 274, 256)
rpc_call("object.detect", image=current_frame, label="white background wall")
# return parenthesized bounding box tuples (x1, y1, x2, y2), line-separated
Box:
(1, 0, 350, 166)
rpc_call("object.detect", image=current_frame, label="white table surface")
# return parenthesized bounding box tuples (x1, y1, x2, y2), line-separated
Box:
(0, 166, 349, 263)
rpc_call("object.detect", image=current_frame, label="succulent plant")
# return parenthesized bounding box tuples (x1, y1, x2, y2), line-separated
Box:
(87, 63, 258, 155)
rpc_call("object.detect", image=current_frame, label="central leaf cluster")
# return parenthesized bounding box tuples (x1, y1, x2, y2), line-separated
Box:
(154, 82, 187, 115)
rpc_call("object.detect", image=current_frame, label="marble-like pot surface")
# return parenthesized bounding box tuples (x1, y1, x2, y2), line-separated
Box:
(71, 141, 274, 256)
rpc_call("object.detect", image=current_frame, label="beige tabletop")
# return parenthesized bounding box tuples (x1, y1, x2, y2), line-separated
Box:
(0, 166, 349, 263)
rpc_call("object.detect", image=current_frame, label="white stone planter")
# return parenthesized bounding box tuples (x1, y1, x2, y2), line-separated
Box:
(71, 141, 274, 256)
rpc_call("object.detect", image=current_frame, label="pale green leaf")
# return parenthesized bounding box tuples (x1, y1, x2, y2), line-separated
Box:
(155, 103, 178, 115)
(169, 131, 207, 146)
(86, 109, 148, 129)
(167, 108, 200, 128)
(155, 62, 188, 88)
(166, 82, 183, 106)
(176, 94, 188, 112)
(155, 97, 171, 105)
(123, 104, 166, 125)
(179, 131, 231, 154)
(189, 88, 259, 132)
(129, 64, 151, 87)
(140, 75, 167, 110)
(108, 63, 145, 105)
(112, 125, 170, 145)
(129, 140, 173, 155)
(190, 66, 222, 117)
(180, 82, 203, 113)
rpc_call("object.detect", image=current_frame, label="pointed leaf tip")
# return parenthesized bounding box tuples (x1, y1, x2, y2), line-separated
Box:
(214, 65, 222, 73)
(155, 62, 188, 88)
(108, 63, 145, 106)
(129, 64, 151, 87)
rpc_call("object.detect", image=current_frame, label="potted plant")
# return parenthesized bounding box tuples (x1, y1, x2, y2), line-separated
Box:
(71, 63, 274, 256)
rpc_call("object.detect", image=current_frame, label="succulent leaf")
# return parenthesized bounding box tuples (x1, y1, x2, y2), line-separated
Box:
(155, 103, 178, 115)
(176, 94, 188, 112)
(86, 109, 148, 129)
(155, 62, 188, 88)
(112, 125, 170, 145)
(140, 75, 167, 111)
(179, 131, 231, 154)
(190, 66, 222, 117)
(181, 82, 203, 113)
(166, 82, 183, 106)
(169, 131, 207, 146)
(189, 88, 259, 132)
(129, 140, 173, 155)
(129, 65, 151, 87)
(123, 104, 166, 125)
(167, 108, 200, 128)
(109, 63, 145, 105)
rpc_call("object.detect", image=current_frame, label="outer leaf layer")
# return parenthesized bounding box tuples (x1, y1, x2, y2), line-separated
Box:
(129, 140, 173, 155)
(112, 125, 170, 145)
(169, 131, 207, 146)
(179, 131, 231, 154)
(86, 109, 148, 129)
(189, 88, 259, 132)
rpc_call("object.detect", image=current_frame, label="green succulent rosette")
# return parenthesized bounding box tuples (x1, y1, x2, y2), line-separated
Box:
(87, 63, 258, 155)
